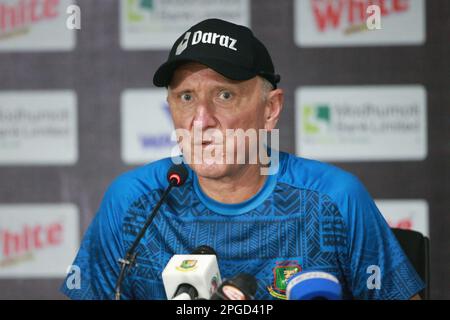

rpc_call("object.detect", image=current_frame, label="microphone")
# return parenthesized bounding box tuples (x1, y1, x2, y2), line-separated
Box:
(191, 245, 217, 255)
(162, 245, 222, 300)
(286, 271, 342, 300)
(167, 163, 189, 187)
(114, 164, 188, 300)
(210, 273, 257, 300)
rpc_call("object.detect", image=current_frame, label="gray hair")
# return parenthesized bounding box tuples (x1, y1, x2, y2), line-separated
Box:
(259, 76, 274, 103)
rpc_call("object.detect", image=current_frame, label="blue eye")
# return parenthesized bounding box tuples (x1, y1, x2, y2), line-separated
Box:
(181, 93, 192, 102)
(219, 91, 232, 100)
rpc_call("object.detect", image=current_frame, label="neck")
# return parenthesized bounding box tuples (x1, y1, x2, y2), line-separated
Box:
(197, 165, 267, 204)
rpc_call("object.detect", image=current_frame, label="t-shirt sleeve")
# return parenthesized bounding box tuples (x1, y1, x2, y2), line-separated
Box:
(336, 175, 425, 300)
(60, 183, 133, 300)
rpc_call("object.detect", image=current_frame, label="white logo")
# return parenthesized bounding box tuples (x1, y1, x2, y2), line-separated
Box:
(192, 30, 238, 51)
(175, 32, 191, 55)
(175, 30, 238, 55)
(121, 89, 178, 164)
(376, 199, 429, 237)
(294, 0, 425, 47)
(120, 0, 250, 50)
(0, 0, 76, 52)
(0, 204, 79, 278)
(295, 85, 427, 162)
(0, 90, 78, 165)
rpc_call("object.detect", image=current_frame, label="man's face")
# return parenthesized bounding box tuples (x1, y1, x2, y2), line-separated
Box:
(167, 62, 272, 179)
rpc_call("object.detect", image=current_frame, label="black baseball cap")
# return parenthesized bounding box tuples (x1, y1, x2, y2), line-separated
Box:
(153, 18, 280, 89)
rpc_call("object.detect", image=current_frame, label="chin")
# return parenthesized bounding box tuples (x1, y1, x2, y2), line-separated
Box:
(188, 162, 230, 179)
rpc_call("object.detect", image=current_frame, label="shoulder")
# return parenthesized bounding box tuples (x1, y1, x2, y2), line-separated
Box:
(277, 152, 374, 225)
(278, 152, 364, 200)
(102, 157, 177, 210)
(278, 152, 379, 230)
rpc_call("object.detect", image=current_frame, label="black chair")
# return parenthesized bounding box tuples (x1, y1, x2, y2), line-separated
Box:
(391, 228, 430, 299)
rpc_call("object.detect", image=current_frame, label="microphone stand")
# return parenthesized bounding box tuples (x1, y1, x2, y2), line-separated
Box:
(114, 180, 176, 300)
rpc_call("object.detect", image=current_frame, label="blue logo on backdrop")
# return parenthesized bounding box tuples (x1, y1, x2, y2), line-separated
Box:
(139, 102, 176, 149)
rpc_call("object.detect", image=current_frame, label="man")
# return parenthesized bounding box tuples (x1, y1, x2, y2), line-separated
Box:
(61, 19, 424, 300)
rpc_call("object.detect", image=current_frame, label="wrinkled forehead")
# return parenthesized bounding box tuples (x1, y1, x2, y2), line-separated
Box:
(169, 62, 259, 91)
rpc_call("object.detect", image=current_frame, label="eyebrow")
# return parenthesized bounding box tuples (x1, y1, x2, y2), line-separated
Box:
(167, 87, 191, 95)
(170, 82, 241, 94)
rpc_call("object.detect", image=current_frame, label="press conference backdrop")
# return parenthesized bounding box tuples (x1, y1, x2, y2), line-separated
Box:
(0, 0, 448, 299)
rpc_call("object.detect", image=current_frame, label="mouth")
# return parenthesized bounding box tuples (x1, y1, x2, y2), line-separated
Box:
(193, 141, 213, 146)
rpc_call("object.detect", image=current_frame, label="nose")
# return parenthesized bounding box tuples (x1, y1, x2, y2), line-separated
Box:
(192, 99, 218, 130)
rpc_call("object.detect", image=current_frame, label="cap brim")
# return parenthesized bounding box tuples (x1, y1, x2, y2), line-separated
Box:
(153, 56, 257, 87)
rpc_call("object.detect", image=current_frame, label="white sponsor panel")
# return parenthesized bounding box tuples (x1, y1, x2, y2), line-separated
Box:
(0, 204, 79, 278)
(294, 0, 425, 47)
(295, 85, 427, 161)
(0, 90, 78, 165)
(121, 89, 179, 164)
(0, 0, 76, 51)
(376, 199, 429, 237)
(120, 0, 250, 49)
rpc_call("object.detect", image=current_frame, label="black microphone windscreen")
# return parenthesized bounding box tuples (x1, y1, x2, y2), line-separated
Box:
(230, 273, 257, 297)
(167, 164, 188, 186)
(191, 245, 217, 256)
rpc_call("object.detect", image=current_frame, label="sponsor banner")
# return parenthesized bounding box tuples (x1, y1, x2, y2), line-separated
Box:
(0, 90, 78, 165)
(121, 89, 179, 164)
(295, 85, 427, 161)
(0, 0, 76, 51)
(376, 199, 429, 237)
(120, 0, 250, 49)
(0, 204, 79, 278)
(294, 0, 425, 47)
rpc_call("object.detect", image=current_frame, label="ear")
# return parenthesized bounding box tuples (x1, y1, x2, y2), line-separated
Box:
(264, 88, 284, 131)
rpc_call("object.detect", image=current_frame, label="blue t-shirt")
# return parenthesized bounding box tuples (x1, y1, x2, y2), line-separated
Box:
(60, 152, 424, 300)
